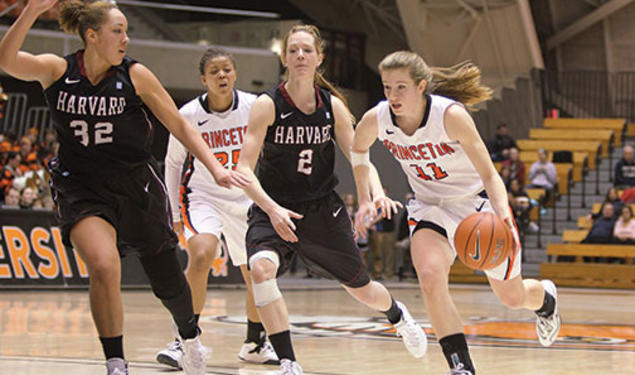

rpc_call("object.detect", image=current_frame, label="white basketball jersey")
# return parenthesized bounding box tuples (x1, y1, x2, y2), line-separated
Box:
(165, 90, 256, 219)
(376, 95, 483, 203)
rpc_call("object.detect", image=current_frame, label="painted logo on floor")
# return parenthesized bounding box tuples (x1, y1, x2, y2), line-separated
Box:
(207, 315, 635, 352)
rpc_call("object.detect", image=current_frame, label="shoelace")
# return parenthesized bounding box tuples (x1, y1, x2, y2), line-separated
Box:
(280, 359, 299, 374)
(168, 340, 183, 351)
(447, 363, 472, 375)
(400, 319, 422, 348)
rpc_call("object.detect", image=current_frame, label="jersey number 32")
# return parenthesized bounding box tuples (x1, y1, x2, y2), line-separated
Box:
(70, 120, 114, 146)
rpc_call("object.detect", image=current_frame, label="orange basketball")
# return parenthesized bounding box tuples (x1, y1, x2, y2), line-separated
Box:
(454, 212, 513, 270)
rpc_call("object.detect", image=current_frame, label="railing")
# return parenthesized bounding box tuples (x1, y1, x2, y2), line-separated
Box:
(538, 70, 635, 122)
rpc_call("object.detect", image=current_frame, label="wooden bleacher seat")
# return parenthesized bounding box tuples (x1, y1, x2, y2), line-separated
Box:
(628, 123, 635, 137)
(528, 128, 614, 158)
(577, 216, 593, 229)
(543, 118, 626, 147)
(516, 139, 601, 170)
(519, 151, 586, 182)
(562, 229, 589, 243)
(492, 162, 570, 196)
(449, 261, 487, 284)
(540, 243, 635, 288)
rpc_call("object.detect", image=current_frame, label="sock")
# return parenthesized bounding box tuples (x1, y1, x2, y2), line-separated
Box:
(246, 319, 266, 344)
(535, 290, 555, 317)
(268, 330, 295, 361)
(439, 333, 475, 374)
(381, 298, 403, 324)
(100, 335, 124, 360)
(194, 314, 200, 325)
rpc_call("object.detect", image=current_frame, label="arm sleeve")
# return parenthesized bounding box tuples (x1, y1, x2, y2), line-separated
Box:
(165, 123, 189, 221)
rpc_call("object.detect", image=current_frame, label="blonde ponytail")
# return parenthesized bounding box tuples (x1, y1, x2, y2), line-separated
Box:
(58, 0, 117, 43)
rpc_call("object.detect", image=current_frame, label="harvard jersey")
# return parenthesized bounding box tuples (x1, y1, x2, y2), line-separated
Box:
(165, 90, 255, 219)
(44, 50, 153, 177)
(259, 83, 337, 204)
(376, 95, 483, 202)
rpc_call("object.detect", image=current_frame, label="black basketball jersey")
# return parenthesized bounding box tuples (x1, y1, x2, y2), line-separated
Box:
(43, 50, 153, 178)
(258, 83, 338, 204)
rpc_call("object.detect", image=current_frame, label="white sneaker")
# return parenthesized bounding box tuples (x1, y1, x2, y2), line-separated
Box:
(182, 334, 208, 375)
(156, 339, 183, 369)
(393, 301, 427, 358)
(446, 363, 473, 375)
(280, 359, 303, 375)
(536, 279, 561, 346)
(106, 358, 128, 375)
(238, 341, 279, 364)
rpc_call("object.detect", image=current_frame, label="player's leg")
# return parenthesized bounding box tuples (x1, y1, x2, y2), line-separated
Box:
(238, 264, 279, 364)
(70, 216, 128, 374)
(410, 228, 476, 374)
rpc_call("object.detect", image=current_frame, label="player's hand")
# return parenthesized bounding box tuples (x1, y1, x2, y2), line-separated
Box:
(354, 201, 376, 240)
(25, 0, 58, 16)
(173, 221, 184, 236)
(373, 195, 402, 220)
(267, 205, 303, 242)
(503, 217, 521, 257)
(212, 168, 250, 189)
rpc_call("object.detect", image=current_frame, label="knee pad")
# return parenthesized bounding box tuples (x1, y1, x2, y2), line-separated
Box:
(248, 250, 280, 270)
(139, 247, 186, 300)
(252, 278, 282, 307)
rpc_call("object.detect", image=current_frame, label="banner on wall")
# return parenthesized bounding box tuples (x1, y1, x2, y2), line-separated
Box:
(0, 208, 242, 288)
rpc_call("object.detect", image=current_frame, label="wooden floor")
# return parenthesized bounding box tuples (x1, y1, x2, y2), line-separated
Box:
(0, 281, 634, 374)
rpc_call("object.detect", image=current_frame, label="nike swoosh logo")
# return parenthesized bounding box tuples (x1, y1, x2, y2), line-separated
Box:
(332, 206, 343, 218)
(197, 120, 208, 126)
(386, 129, 395, 135)
(281, 112, 293, 119)
(470, 230, 481, 261)
(65, 77, 80, 84)
(475, 201, 486, 212)
(143, 181, 150, 193)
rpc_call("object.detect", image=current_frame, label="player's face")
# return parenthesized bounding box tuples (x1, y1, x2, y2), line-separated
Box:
(92, 9, 129, 66)
(381, 68, 426, 115)
(201, 56, 236, 96)
(283, 31, 323, 79)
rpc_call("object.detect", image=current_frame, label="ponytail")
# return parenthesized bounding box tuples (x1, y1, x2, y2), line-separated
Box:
(58, 0, 117, 43)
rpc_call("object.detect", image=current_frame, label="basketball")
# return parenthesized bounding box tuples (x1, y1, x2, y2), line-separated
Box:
(454, 212, 513, 270)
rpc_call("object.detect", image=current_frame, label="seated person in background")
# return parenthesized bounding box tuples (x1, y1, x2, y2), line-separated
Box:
(614, 145, 635, 188)
(502, 147, 526, 186)
(17, 136, 39, 174)
(499, 164, 512, 190)
(508, 179, 535, 238)
(527, 148, 557, 202)
(0, 151, 21, 196)
(587, 187, 623, 220)
(488, 123, 517, 161)
(582, 202, 616, 245)
(18, 186, 36, 210)
(2, 186, 19, 208)
(613, 205, 635, 245)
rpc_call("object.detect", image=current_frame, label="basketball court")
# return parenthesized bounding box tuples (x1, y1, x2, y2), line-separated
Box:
(1, 279, 633, 374)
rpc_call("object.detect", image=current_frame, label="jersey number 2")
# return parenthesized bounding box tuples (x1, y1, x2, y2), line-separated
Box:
(70, 120, 114, 146)
(297, 149, 313, 175)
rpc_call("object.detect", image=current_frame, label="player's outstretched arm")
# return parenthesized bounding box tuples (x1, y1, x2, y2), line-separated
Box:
(130, 63, 250, 189)
(0, 0, 65, 88)
(237, 95, 302, 242)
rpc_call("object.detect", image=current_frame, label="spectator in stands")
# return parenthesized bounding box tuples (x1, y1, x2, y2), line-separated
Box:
(508, 178, 535, 235)
(0, 137, 11, 165)
(527, 148, 557, 202)
(0, 151, 22, 196)
(613, 205, 635, 245)
(38, 128, 57, 165)
(2, 186, 19, 208)
(588, 187, 623, 221)
(499, 164, 512, 190)
(614, 145, 635, 188)
(488, 123, 517, 161)
(18, 186, 36, 209)
(582, 202, 616, 245)
(25, 127, 39, 151)
(17, 136, 39, 173)
(502, 147, 526, 186)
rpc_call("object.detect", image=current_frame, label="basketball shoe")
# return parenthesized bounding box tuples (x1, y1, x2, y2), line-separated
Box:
(393, 301, 427, 358)
(536, 279, 561, 346)
(280, 359, 304, 375)
(238, 340, 279, 364)
(156, 339, 183, 369)
(181, 333, 208, 375)
(446, 363, 473, 375)
(106, 358, 128, 375)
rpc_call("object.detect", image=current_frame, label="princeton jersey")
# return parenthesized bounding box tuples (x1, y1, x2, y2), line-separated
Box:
(44, 50, 153, 177)
(259, 83, 337, 204)
(376, 95, 483, 202)
(165, 90, 255, 218)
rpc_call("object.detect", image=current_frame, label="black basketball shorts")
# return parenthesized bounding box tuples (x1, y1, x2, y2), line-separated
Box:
(246, 191, 370, 288)
(48, 157, 178, 257)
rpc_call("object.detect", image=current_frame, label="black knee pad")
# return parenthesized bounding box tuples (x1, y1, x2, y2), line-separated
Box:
(139, 246, 187, 300)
